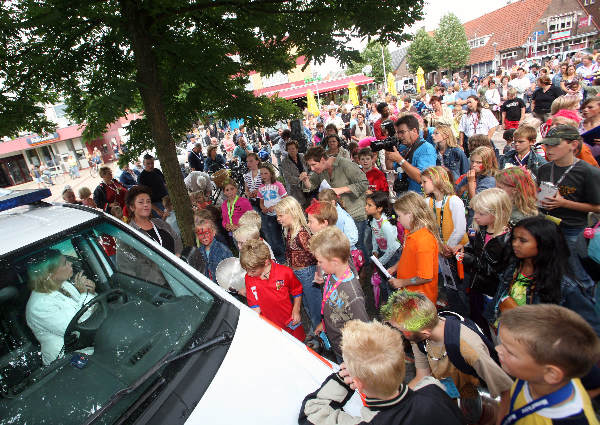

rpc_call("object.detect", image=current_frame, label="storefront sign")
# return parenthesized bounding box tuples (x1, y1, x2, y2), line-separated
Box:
(26, 132, 59, 146)
(549, 30, 571, 41)
(579, 16, 592, 28)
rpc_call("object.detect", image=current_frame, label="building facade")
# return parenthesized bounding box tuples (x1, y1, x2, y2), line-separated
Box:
(0, 108, 135, 187)
(462, 0, 598, 76)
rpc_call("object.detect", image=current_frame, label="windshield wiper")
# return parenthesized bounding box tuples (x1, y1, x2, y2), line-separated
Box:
(84, 331, 233, 425)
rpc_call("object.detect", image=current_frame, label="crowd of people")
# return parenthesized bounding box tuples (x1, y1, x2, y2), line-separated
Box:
(52, 51, 600, 424)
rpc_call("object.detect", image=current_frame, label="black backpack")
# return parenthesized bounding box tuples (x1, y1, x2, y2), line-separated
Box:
(417, 311, 500, 380)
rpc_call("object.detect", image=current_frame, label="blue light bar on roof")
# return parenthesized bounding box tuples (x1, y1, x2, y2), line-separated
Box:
(0, 189, 52, 212)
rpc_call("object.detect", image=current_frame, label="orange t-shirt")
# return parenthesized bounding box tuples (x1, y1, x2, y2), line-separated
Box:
(577, 143, 599, 168)
(396, 227, 439, 304)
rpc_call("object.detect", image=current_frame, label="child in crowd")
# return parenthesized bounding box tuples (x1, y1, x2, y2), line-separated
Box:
(306, 200, 338, 234)
(458, 146, 498, 201)
(462, 188, 512, 339)
(467, 133, 500, 159)
(389, 192, 441, 305)
(233, 224, 275, 260)
(309, 227, 368, 362)
(500, 87, 525, 129)
(299, 320, 466, 425)
(193, 216, 233, 281)
(497, 304, 600, 425)
(547, 111, 599, 168)
(318, 189, 360, 254)
(499, 125, 547, 176)
(110, 205, 124, 221)
(502, 128, 515, 154)
(78, 187, 97, 208)
(366, 191, 402, 306)
(358, 147, 388, 193)
(238, 209, 262, 231)
(495, 167, 538, 226)
(162, 195, 180, 237)
(189, 191, 210, 211)
(240, 239, 305, 341)
(421, 166, 469, 315)
(486, 216, 600, 335)
(382, 291, 513, 424)
(536, 125, 600, 293)
(220, 179, 253, 233)
(257, 163, 286, 263)
(274, 196, 322, 329)
(432, 125, 470, 182)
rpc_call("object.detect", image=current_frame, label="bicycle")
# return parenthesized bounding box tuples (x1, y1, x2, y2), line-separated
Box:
(50, 169, 66, 185)
(90, 161, 100, 178)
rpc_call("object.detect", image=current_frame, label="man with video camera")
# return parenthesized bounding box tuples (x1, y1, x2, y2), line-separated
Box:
(385, 115, 437, 194)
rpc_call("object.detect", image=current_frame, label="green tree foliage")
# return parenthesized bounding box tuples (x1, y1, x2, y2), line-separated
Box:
(407, 28, 438, 74)
(434, 13, 470, 72)
(346, 40, 392, 84)
(1, 0, 423, 246)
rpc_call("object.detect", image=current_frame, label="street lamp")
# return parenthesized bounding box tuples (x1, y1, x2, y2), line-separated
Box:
(493, 42, 498, 72)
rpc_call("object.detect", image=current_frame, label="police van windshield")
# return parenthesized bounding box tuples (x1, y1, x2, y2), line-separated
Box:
(0, 220, 217, 425)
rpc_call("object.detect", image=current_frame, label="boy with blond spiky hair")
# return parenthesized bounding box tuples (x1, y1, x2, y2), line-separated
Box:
(381, 291, 513, 424)
(299, 320, 465, 425)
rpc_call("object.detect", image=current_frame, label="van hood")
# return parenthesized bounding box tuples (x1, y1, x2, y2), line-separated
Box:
(187, 308, 361, 424)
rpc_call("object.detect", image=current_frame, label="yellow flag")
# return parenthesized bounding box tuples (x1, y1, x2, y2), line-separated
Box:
(348, 81, 359, 106)
(387, 72, 397, 96)
(306, 89, 320, 116)
(416, 67, 426, 92)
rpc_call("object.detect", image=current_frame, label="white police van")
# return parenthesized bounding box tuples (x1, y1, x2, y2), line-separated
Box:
(0, 189, 359, 424)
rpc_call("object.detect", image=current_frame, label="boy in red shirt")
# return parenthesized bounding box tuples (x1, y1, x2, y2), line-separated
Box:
(240, 239, 305, 341)
(358, 147, 388, 194)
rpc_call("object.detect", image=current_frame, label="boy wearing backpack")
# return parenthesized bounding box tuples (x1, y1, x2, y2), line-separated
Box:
(382, 291, 513, 425)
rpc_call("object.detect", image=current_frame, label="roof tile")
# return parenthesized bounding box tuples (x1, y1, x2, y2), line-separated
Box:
(463, 0, 552, 65)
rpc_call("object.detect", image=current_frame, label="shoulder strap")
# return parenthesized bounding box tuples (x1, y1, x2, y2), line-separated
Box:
(416, 340, 427, 355)
(442, 315, 478, 377)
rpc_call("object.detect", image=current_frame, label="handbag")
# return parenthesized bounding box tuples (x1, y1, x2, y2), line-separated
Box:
(585, 221, 600, 264)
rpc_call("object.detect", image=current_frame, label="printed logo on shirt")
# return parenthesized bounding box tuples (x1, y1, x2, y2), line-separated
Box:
(559, 185, 577, 197)
(250, 285, 258, 300)
(275, 280, 284, 291)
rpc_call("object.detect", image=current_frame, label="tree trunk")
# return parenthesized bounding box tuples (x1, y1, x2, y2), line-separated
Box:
(120, 0, 195, 247)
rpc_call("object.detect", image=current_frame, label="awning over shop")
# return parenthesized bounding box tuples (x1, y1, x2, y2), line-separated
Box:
(254, 74, 374, 100)
(0, 124, 85, 156)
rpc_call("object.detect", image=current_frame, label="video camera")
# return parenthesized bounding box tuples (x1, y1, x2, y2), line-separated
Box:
(370, 120, 398, 152)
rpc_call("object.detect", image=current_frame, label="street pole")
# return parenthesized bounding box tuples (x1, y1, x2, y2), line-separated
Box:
(381, 44, 387, 93)
(493, 42, 497, 72)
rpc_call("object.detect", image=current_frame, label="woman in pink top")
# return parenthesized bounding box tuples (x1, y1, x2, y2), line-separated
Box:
(220, 179, 253, 233)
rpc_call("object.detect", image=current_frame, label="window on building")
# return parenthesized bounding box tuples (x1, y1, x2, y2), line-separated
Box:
(261, 72, 288, 88)
(501, 51, 518, 59)
(547, 15, 574, 32)
(468, 35, 492, 49)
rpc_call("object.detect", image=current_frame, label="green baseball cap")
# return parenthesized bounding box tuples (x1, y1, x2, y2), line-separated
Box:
(541, 125, 581, 146)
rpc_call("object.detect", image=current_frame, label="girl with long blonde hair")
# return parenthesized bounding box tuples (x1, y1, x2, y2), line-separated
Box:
(421, 166, 470, 315)
(388, 192, 442, 305)
(463, 188, 513, 338)
(432, 125, 469, 181)
(274, 196, 321, 329)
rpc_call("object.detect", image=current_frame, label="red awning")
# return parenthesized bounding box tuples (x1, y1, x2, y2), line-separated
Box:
(254, 74, 374, 100)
